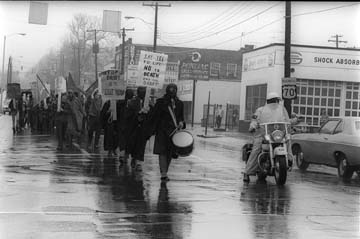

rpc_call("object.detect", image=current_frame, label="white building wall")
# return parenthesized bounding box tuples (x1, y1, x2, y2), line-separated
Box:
(240, 44, 360, 122)
(194, 80, 241, 123)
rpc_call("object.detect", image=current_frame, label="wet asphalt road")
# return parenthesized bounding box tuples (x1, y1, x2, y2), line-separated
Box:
(0, 115, 359, 239)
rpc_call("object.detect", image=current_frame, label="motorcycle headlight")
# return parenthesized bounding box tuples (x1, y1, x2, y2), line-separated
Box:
(271, 130, 284, 142)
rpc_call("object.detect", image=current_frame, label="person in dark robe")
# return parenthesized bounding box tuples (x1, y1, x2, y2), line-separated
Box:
(55, 93, 70, 150)
(149, 83, 185, 182)
(116, 89, 134, 165)
(126, 86, 152, 171)
(101, 100, 118, 157)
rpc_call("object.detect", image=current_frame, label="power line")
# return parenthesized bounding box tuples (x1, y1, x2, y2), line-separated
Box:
(161, 2, 256, 41)
(157, 17, 284, 54)
(292, 2, 360, 17)
(161, 2, 282, 46)
(161, 2, 242, 35)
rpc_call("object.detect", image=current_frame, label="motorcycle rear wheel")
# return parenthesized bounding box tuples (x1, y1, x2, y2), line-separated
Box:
(274, 155, 287, 185)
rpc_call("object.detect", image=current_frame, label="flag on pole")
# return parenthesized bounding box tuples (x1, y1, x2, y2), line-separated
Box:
(85, 80, 98, 97)
(36, 74, 50, 102)
(66, 72, 86, 95)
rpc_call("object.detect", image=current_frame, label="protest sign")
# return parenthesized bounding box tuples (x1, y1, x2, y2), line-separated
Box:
(126, 65, 138, 88)
(137, 50, 168, 89)
(100, 70, 125, 121)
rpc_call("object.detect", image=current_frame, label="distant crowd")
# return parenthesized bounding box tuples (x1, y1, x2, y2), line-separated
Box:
(8, 84, 186, 181)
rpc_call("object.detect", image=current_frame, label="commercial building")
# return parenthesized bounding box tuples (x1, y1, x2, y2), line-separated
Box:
(115, 39, 253, 127)
(239, 43, 360, 129)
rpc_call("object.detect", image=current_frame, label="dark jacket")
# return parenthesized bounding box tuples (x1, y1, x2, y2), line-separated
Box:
(150, 95, 185, 155)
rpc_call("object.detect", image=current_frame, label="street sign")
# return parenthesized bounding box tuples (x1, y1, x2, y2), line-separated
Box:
(282, 77, 297, 85)
(282, 77, 297, 100)
(282, 85, 297, 99)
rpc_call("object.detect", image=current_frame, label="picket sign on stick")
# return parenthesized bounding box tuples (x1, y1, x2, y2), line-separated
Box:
(137, 50, 168, 110)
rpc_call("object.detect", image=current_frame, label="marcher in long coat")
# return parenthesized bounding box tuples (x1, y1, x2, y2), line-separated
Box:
(65, 91, 81, 147)
(55, 93, 70, 150)
(117, 89, 134, 165)
(149, 83, 185, 182)
(71, 92, 85, 143)
(101, 100, 118, 156)
(126, 87, 153, 171)
(9, 98, 18, 134)
(87, 90, 102, 150)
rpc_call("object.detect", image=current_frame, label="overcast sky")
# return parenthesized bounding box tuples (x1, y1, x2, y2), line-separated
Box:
(1, 1, 359, 73)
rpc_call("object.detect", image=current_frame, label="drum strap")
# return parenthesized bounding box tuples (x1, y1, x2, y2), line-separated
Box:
(168, 106, 178, 137)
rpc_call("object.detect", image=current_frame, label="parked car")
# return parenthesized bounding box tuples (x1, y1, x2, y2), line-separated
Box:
(3, 106, 10, 114)
(291, 117, 360, 181)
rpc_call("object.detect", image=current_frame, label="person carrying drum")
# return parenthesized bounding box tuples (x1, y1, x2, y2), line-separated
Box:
(149, 83, 185, 182)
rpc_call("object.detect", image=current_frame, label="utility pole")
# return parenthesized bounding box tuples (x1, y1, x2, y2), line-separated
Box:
(284, 1, 292, 115)
(328, 34, 347, 48)
(120, 28, 135, 75)
(87, 29, 101, 87)
(143, 2, 171, 52)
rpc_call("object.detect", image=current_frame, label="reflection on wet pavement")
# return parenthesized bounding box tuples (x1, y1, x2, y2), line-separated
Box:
(0, 115, 358, 238)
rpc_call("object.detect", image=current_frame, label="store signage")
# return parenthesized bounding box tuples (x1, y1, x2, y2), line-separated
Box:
(137, 50, 168, 89)
(179, 61, 209, 81)
(165, 61, 180, 84)
(275, 49, 360, 70)
(126, 65, 138, 87)
(243, 53, 275, 71)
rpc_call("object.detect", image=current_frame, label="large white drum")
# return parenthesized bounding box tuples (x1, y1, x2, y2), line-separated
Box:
(171, 130, 194, 157)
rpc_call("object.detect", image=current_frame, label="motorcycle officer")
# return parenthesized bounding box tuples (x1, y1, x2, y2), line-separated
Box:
(243, 92, 298, 183)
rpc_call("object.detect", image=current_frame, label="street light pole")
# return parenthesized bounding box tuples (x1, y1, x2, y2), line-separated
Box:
(1, 33, 26, 112)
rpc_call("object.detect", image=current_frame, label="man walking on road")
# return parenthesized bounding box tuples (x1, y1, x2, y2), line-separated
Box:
(87, 90, 102, 150)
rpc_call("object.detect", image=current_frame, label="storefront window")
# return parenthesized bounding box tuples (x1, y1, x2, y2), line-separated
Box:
(301, 97, 306, 105)
(328, 98, 333, 107)
(321, 98, 326, 106)
(353, 92, 358, 99)
(314, 108, 319, 116)
(314, 98, 320, 105)
(245, 84, 267, 120)
(335, 99, 340, 107)
(346, 91, 352, 99)
(307, 97, 313, 105)
(335, 89, 341, 97)
(346, 101, 351, 109)
(322, 88, 327, 96)
(307, 107, 312, 115)
(353, 102, 358, 110)
(290, 79, 346, 126)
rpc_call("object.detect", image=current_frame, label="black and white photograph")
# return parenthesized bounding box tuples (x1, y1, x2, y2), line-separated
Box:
(0, 1, 359, 238)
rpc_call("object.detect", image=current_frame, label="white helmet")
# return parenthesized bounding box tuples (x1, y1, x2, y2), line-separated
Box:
(266, 92, 281, 100)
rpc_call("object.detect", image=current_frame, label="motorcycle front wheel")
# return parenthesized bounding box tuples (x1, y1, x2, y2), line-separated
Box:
(274, 155, 287, 185)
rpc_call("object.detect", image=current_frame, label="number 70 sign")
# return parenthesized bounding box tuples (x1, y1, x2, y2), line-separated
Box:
(282, 85, 297, 100)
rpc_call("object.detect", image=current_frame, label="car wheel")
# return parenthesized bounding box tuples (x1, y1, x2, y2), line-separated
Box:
(337, 154, 354, 182)
(292, 145, 309, 171)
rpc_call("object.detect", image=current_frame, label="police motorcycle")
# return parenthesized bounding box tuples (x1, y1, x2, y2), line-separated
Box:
(242, 122, 293, 185)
